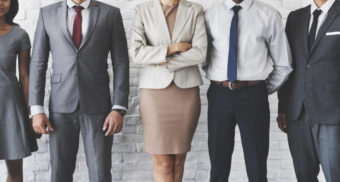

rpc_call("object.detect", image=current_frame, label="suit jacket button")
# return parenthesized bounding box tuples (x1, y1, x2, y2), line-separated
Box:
(307, 64, 311, 68)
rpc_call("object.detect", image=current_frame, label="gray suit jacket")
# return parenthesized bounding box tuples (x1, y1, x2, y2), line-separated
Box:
(278, 1, 340, 124)
(29, 0, 129, 114)
(129, 0, 207, 89)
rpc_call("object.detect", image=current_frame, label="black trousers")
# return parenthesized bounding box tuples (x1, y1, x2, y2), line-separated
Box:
(207, 82, 270, 182)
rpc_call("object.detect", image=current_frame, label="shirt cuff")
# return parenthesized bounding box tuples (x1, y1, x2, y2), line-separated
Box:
(31, 105, 45, 116)
(112, 105, 127, 111)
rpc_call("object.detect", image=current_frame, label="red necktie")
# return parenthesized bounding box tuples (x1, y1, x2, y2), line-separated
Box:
(73, 6, 84, 49)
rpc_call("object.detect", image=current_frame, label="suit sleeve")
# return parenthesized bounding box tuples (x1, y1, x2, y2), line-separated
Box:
(129, 7, 168, 65)
(278, 12, 295, 114)
(110, 9, 130, 109)
(166, 7, 208, 72)
(29, 9, 50, 107)
(202, 15, 212, 73)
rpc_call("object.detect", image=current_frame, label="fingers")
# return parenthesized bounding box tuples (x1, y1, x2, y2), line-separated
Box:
(183, 43, 192, 51)
(35, 122, 48, 134)
(103, 117, 110, 131)
(45, 119, 54, 132)
(33, 126, 41, 134)
(277, 119, 284, 132)
(105, 120, 123, 136)
(282, 115, 287, 129)
(32, 114, 54, 135)
(282, 119, 288, 133)
(108, 120, 121, 136)
(277, 116, 287, 133)
(105, 119, 114, 136)
(40, 126, 49, 134)
(111, 122, 119, 135)
(33, 119, 44, 134)
(176, 43, 192, 52)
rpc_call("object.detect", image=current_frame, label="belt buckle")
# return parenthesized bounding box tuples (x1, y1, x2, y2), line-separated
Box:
(229, 82, 234, 90)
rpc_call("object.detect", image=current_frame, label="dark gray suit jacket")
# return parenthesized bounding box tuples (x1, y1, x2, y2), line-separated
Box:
(29, 0, 129, 114)
(279, 1, 340, 124)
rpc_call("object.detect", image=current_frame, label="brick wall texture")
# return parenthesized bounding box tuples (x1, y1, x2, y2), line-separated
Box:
(0, 0, 328, 181)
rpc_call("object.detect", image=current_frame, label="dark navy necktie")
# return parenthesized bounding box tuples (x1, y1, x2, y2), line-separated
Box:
(228, 5, 242, 83)
(308, 9, 322, 51)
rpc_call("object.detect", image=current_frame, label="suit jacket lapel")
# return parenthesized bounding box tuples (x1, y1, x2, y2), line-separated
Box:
(152, 0, 171, 43)
(58, 1, 76, 49)
(172, 0, 192, 42)
(301, 6, 311, 57)
(79, 0, 99, 50)
(309, 1, 340, 55)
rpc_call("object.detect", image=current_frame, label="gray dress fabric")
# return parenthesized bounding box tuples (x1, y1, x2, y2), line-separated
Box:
(0, 25, 38, 160)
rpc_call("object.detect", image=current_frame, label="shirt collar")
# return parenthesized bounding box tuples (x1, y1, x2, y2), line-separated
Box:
(67, 0, 91, 9)
(311, 0, 335, 15)
(224, 0, 253, 11)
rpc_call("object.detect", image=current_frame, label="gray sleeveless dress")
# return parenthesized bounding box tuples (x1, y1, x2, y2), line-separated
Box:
(0, 25, 38, 160)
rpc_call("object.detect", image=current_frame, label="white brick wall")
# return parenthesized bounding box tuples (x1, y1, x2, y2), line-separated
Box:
(0, 0, 327, 181)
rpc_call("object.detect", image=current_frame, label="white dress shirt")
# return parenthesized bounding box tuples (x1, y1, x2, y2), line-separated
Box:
(309, 0, 335, 35)
(67, 0, 90, 37)
(31, 0, 126, 116)
(205, 0, 293, 94)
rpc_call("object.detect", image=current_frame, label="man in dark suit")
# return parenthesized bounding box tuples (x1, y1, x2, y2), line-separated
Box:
(29, 0, 129, 181)
(278, 0, 340, 181)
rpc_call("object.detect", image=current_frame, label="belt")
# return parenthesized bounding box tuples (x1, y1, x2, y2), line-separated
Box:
(212, 80, 264, 90)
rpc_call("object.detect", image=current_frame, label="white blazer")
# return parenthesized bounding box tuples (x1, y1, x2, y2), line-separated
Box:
(130, 0, 208, 89)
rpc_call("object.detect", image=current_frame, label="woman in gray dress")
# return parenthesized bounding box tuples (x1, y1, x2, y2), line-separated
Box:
(0, 0, 38, 181)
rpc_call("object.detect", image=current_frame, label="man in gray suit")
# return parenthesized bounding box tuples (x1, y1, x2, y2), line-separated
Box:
(278, 0, 340, 181)
(29, 0, 129, 181)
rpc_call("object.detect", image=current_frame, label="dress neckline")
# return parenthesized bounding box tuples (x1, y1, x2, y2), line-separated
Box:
(0, 25, 15, 37)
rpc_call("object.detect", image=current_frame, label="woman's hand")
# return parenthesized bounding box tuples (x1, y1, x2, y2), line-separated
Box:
(175, 43, 192, 52)
(150, 43, 193, 66)
(167, 43, 192, 56)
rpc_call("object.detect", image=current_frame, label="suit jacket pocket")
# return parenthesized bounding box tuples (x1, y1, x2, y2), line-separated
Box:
(51, 74, 62, 84)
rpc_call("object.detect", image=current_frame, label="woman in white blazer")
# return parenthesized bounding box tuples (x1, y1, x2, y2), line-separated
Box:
(130, 0, 207, 181)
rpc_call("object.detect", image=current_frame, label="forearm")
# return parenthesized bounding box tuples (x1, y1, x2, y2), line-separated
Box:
(266, 65, 292, 94)
(29, 60, 48, 106)
(112, 62, 129, 108)
(277, 72, 294, 113)
(21, 76, 30, 110)
(131, 44, 169, 65)
(151, 44, 183, 66)
(166, 46, 207, 72)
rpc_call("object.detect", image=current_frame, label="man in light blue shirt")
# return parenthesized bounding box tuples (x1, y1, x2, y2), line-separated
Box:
(205, 0, 292, 181)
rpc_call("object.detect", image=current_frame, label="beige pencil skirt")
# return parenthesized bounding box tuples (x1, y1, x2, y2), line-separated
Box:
(140, 83, 201, 154)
